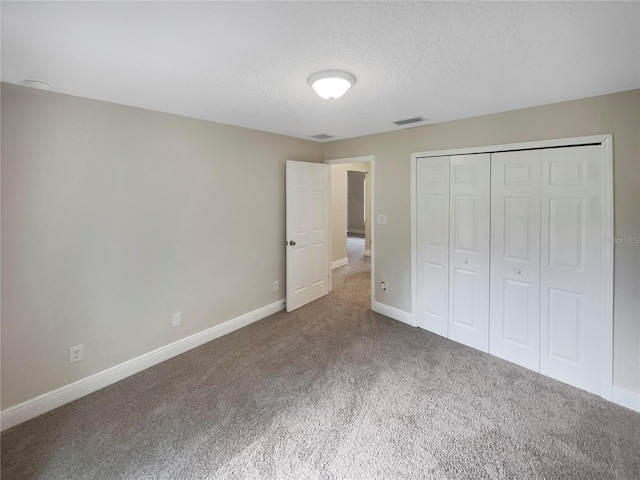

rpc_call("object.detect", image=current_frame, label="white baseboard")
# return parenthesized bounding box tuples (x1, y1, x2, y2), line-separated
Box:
(611, 385, 640, 413)
(372, 302, 416, 327)
(348, 229, 365, 235)
(0, 299, 285, 432)
(332, 258, 348, 269)
(364, 249, 371, 257)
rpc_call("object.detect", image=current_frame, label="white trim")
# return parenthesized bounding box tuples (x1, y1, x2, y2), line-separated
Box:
(332, 257, 348, 270)
(611, 386, 640, 413)
(410, 153, 418, 326)
(373, 302, 416, 327)
(600, 136, 614, 400)
(411, 134, 611, 160)
(348, 228, 365, 235)
(324, 154, 375, 312)
(0, 299, 285, 432)
(325, 155, 374, 165)
(411, 134, 615, 403)
(370, 158, 375, 312)
(328, 167, 333, 293)
(364, 249, 371, 257)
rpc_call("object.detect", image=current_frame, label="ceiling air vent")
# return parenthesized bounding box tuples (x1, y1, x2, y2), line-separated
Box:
(393, 116, 426, 126)
(310, 134, 335, 140)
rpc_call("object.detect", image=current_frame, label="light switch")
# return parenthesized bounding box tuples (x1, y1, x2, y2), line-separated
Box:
(377, 214, 387, 225)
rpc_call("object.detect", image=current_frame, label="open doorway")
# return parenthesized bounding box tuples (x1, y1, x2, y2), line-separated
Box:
(325, 155, 374, 309)
(347, 170, 366, 262)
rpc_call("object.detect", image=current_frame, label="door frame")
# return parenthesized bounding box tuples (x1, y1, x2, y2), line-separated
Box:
(325, 155, 375, 311)
(411, 134, 614, 398)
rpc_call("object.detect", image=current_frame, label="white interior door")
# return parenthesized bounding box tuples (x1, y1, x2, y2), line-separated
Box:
(286, 161, 330, 312)
(540, 145, 605, 395)
(448, 154, 491, 352)
(416, 156, 450, 336)
(490, 150, 541, 370)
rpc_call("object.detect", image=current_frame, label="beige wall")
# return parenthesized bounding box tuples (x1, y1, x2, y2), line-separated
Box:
(2, 83, 638, 411)
(347, 171, 366, 233)
(331, 162, 370, 263)
(323, 90, 640, 394)
(0, 83, 323, 409)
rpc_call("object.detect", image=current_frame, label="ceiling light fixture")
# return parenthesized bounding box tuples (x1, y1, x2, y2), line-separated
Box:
(308, 70, 355, 100)
(23, 79, 53, 91)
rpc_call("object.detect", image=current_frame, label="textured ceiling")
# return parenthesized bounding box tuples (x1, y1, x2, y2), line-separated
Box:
(2, 1, 639, 141)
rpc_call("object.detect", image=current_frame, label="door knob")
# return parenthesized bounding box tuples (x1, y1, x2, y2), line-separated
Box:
(289, 240, 296, 246)
(514, 268, 522, 275)
(463, 259, 469, 264)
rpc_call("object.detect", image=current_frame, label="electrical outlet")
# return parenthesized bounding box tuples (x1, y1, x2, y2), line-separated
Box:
(273, 280, 279, 291)
(172, 312, 181, 328)
(381, 281, 388, 293)
(69, 344, 83, 364)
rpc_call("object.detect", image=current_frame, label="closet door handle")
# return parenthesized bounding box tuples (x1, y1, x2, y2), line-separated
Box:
(463, 259, 469, 264)
(514, 268, 522, 275)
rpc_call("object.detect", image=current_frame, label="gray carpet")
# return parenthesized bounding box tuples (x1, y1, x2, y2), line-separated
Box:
(2, 240, 639, 479)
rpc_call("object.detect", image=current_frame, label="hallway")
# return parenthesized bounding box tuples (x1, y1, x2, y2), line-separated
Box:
(346, 233, 366, 263)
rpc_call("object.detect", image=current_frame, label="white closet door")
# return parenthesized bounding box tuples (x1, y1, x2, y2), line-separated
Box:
(448, 154, 491, 352)
(540, 145, 605, 395)
(416, 157, 450, 336)
(490, 151, 541, 370)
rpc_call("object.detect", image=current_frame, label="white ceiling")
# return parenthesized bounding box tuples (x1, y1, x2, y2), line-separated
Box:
(2, 1, 639, 141)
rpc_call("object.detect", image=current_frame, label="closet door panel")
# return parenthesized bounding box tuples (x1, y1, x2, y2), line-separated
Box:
(540, 145, 605, 395)
(448, 154, 490, 352)
(490, 151, 541, 370)
(416, 157, 450, 335)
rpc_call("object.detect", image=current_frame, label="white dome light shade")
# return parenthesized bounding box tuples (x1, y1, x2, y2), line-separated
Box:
(23, 79, 53, 91)
(308, 70, 356, 100)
